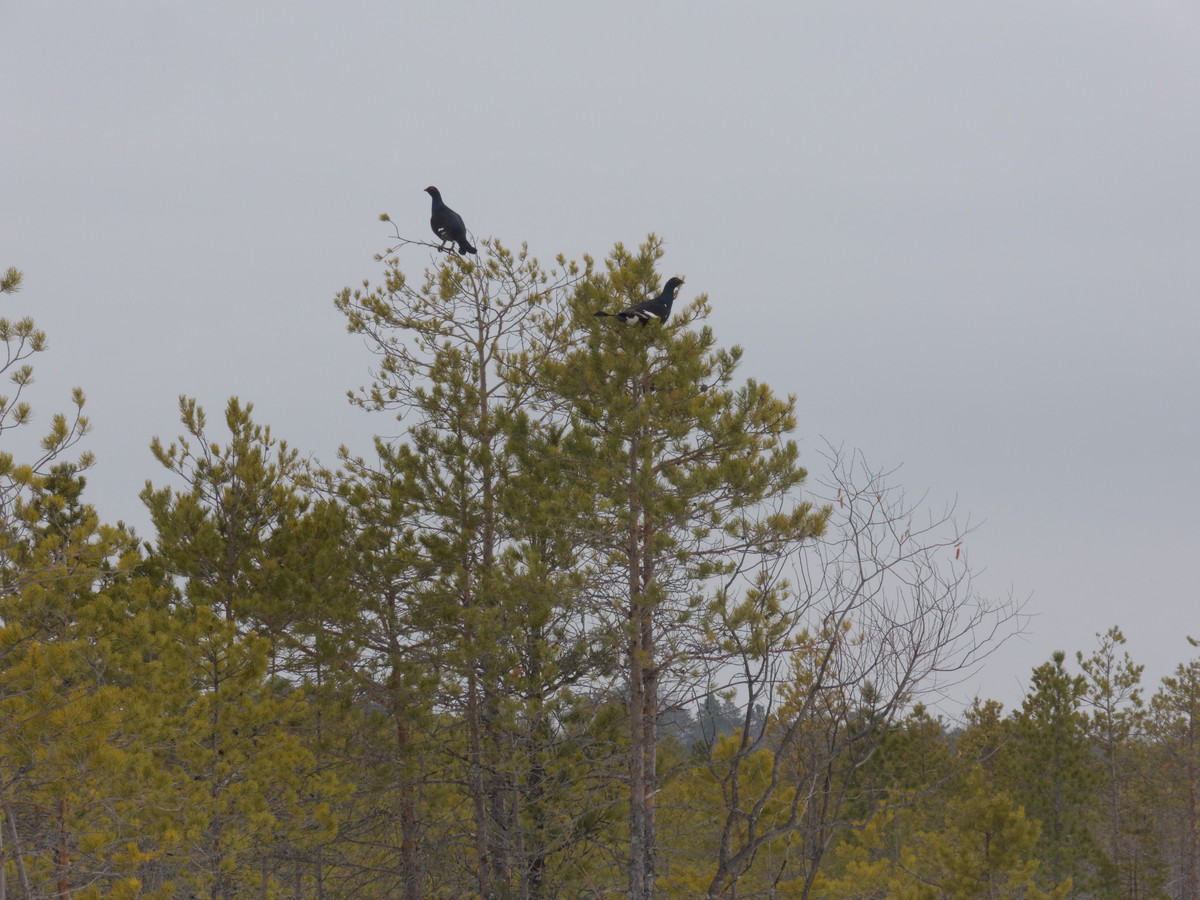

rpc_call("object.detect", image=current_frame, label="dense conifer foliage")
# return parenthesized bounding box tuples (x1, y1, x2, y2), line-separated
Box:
(0, 257, 1189, 899)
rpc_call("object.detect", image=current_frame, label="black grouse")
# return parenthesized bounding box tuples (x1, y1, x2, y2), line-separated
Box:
(594, 277, 685, 326)
(424, 186, 477, 255)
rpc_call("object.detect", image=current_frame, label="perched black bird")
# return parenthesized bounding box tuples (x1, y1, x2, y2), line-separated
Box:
(594, 277, 685, 327)
(424, 186, 477, 255)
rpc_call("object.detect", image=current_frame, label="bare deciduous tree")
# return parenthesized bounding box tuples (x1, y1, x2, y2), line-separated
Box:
(691, 444, 1023, 900)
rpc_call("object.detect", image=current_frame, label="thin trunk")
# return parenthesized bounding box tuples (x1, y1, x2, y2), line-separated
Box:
(1187, 699, 1200, 900)
(513, 727, 529, 900)
(641, 517, 657, 900)
(1106, 717, 1122, 884)
(396, 714, 419, 900)
(479, 343, 494, 574)
(628, 364, 661, 900)
(210, 704, 227, 900)
(628, 613, 647, 900)
(56, 795, 73, 900)
(1189, 756, 1199, 900)
(527, 751, 547, 900)
(627, 395, 647, 900)
(211, 810, 226, 900)
(312, 669, 328, 900)
(474, 333, 501, 899)
(467, 666, 493, 900)
(641, 622, 657, 900)
(4, 801, 30, 900)
(488, 755, 511, 891)
(0, 793, 6, 900)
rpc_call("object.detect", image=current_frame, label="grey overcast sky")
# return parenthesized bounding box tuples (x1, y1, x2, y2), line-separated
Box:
(3, 2, 1198, 712)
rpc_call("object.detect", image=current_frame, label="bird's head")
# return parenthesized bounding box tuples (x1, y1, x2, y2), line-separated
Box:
(424, 186, 440, 198)
(665, 276, 685, 296)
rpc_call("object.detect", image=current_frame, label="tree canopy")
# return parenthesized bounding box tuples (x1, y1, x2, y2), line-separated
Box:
(0, 251, 1189, 900)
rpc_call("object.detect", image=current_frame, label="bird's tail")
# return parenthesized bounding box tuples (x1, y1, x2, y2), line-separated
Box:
(460, 240, 478, 254)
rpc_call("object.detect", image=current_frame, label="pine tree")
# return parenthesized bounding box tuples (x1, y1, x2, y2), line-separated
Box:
(915, 767, 1072, 900)
(1078, 627, 1160, 898)
(1012, 651, 1110, 896)
(336, 236, 598, 899)
(1147, 639, 1200, 900)
(319, 453, 443, 900)
(791, 709, 1075, 900)
(141, 397, 343, 899)
(0, 267, 165, 899)
(537, 237, 828, 900)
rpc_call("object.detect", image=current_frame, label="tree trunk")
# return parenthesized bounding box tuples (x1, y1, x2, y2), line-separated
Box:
(56, 795, 73, 900)
(1107, 718, 1122, 882)
(628, 612, 648, 900)
(467, 665, 494, 900)
(626, 366, 660, 900)
(0, 795, 7, 900)
(641, 618, 657, 900)
(395, 714, 419, 900)
(4, 800, 31, 900)
(627, 412, 648, 900)
(641, 518, 657, 900)
(1188, 753, 1199, 900)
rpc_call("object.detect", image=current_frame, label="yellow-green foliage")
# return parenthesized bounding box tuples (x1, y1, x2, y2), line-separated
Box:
(814, 767, 1071, 900)
(659, 732, 798, 899)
